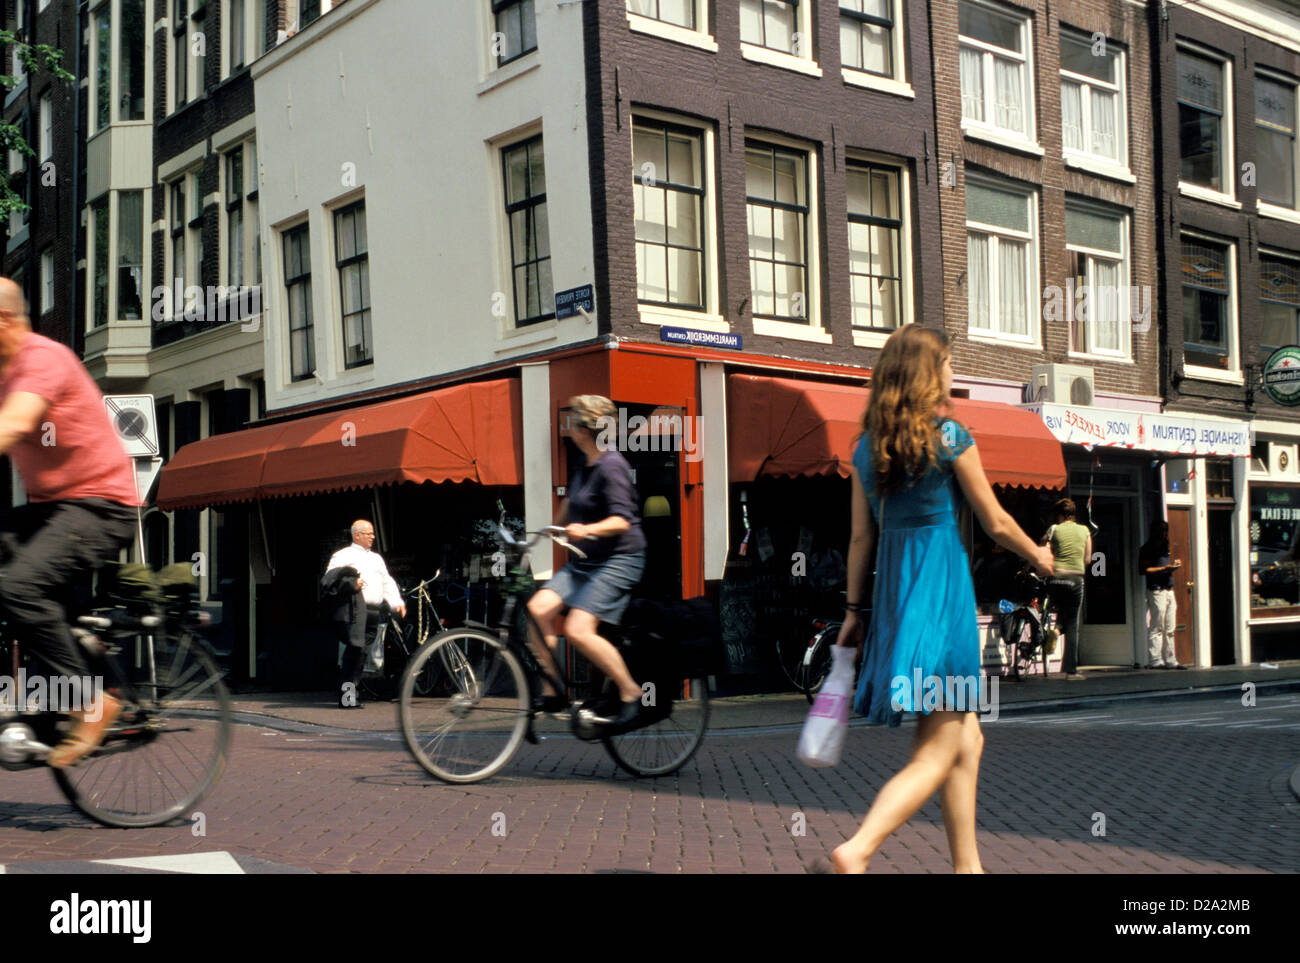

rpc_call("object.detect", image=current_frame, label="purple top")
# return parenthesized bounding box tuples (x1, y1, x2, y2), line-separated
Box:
(566, 449, 646, 562)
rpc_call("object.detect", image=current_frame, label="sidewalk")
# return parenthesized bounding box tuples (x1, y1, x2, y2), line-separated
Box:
(224, 660, 1300, 733)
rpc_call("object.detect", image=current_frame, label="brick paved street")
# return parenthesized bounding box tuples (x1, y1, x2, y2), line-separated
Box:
(0, 693, 1295, 873)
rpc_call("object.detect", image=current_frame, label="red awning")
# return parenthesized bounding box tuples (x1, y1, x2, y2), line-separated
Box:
(157, 379, 523, 510)
(726, 374, 1066, 489)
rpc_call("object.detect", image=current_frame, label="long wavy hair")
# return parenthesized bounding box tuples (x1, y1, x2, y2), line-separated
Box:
(862, 325, 954, 496)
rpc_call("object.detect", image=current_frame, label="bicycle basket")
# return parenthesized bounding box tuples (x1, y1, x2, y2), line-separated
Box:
(157, 563, 199, 605)
(101, 562, 163, 605)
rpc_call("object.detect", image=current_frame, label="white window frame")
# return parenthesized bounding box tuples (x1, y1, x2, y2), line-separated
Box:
(1180, 229, 1241, 382)
(279, 215, 316, 386)
(163, 167, 203, 322)
(959, 0, 1037, 149)
(839, 0, 912, 99)
(739, 0, 822, 78)
(1176, 42, 1237, 207)
(38, 93, 52, 161)
(1064, 199, 1131, 361)
(964, 173, 1040, 348)
(1059, 30, 1129, 176)
(329, 194, 372, 371)
(745, 135, 828, 343)
(219, 139, 259, 293)
(1256, 68, 1300, 221)
(222, 0, 255, 79)
(1258, 246, 1300, 358)
(39, 248, 53, 315)
(170, 0, 206, 114)
(633, 109, 726, 332)
(846, 150, 913, 348)
(626, 0, 718, 53)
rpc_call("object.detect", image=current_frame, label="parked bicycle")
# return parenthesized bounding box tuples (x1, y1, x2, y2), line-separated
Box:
(397, 524, 710, 783)
(998, 569, 1058, 680)
(358, 572, 449, 700)
(0, 565, 231, 828)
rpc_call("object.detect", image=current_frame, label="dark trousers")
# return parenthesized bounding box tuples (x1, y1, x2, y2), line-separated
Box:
(338, 608, 381, 694)
(0, 499, 136, 680)
(1047, 575, 1085, 674)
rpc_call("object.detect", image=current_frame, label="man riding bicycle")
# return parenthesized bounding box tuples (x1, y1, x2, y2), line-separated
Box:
(0, 278, 138, 767)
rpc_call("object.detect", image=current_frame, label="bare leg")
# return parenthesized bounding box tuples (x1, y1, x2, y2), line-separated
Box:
(938, 712, 985, 873)
(831, 711, 965, 873)
(564, 609, 641, 703)
(525, 589, 565, 697)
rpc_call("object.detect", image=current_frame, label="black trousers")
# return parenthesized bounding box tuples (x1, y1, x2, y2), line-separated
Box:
(1047, 575, 1085, 674)
(0, 499, 136, 680)
(338, 608, 381, 694)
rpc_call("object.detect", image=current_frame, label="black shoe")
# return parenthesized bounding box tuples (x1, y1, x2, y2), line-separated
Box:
(599, 698, 645, 734)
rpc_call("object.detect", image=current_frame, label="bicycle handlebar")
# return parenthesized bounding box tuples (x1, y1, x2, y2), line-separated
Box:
(501, 525, 590, 560)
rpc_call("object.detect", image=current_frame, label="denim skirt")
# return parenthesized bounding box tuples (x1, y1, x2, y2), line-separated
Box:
(543, 551, 646, 624)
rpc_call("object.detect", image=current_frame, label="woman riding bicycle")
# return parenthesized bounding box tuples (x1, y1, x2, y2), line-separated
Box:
(525, 394, 647, 731)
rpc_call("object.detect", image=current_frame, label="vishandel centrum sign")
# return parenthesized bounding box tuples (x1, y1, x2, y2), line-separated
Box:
(1262, 346, 1300, 407)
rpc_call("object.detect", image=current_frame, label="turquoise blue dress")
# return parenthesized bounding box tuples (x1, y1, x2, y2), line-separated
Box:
(851, 419, 983, 726)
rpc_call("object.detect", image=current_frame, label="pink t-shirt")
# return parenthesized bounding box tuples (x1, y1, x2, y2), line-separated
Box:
(0, 333, 139, 505)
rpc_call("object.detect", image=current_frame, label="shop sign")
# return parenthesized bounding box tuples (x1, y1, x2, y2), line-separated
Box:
(1024, 403, 1251, 457)
(1262, 346, 1300, 407)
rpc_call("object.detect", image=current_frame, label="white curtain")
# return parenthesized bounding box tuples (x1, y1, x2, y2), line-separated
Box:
(993, 58, 1023, 133)
(998, 239, 1027, 336)
(967, 233, 990, 330)
(1061, 82, 1084, 151)
(1093, 259, 1121, 352)
(960, 48, 984, 122)
(1090, 89, 1117, 159)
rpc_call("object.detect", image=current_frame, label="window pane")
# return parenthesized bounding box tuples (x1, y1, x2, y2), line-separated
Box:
(336, 208, 356, 260)
(666, 190, 699, 248)
(96, 11, 111, 130)
(117, 191, 143, 320)
(1181, 240, 1227, 291)
(959, 3, 1021, 52)
(745, 148, 774, 200)
(1257, 78, 1296, 132)
(869, 169, 898, 219)
(120, 0, 146, 120)
(998, 239, 1028, 335)
(227, 151, 243, 203)
(1066, 206, 1122, 254)
(775, 262, 805, 318)
(773, 153, 801, 205)
(505, 146, 529, 204)
(637, 241, 667, 303)
(765, 1, 796, 52)
(1060, 35, 1115, 83)
(633, 128, 667, 180)
(1092, 258, 1120, 351)
(774, 209, 803, 263)
(228, 206, 243, 287)
(1061, 81, 1084, 150)
(846, 167, 871, 216)
(1090, 88, 1118, 159)
(748, 204, 773, 260)
(533, 202, 550, 259)
(528, 141, 546, 196)
(840, 17, 862, 70)
(1257, 128, 1295, 207)
(967, 232, 990, 329)
(739, 0, 763, 45)
(666, 132, 700, 188)
(993, 57, 1024, 133)
(1260, 300, 1298, 351)
(93, 200, 109, 327)
(667, 246, 702, 305)
(960, 47, 984, 122)
(1177, 52, 1223, 112)
(966, 182, 1029, 232)
(1179, 104, 1221, 189)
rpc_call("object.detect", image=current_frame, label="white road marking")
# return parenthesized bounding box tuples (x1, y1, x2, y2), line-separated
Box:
(95, 851, 245, 874)
(1133, 716, 1227, 726)
(1221, 719, 1282, 727)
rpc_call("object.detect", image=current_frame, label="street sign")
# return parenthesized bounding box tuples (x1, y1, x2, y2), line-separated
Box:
(104, 395, 159, 457)
(660, 326, 742, 350)
(554, 284, 595, 320)
(1262, 346, 1300, 407)
(134, 457, 164, 504)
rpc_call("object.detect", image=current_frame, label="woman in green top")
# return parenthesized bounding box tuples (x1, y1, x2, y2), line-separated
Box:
(1044, 498, 1092, 680)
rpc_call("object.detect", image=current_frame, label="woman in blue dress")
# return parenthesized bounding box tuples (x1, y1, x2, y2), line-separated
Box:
(816, 326, 1054, 874)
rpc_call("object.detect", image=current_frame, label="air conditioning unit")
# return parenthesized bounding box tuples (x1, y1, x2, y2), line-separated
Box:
(1024, 364, 1096, 406)
(1271, 442, 1299, 479)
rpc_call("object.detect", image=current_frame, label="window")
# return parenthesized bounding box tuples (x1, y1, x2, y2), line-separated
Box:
(173, 0, 188, 111)
(1181, 234, 1237, 373)
(740, 0, 797, 54)
(188, 168, 204, 291)
(627, 0, 694, 30)
(959, 1, 1033, 142)
(1066, 201, 1129, 358)
(493, 0, 537, 67)
(228, 0, 245, 70)
(283, 223, 314, 381)
(502, 136, 553, 326)
(120, 0, 145, 120)
(1250, 486, 1300, 613)
(846, 160, 904, 330)
(1177, 48, 1231, 195)
(39, 249, 53, 315)
(1259, 253, 1300, 361)
(226, 151, 243, 288)
(95, 6, 112, 131)
(91, 197, 109, 328)
(746, 142, 809, 323)
(334, 202, 371, 368)
(301, 0, 321, 27)
(633, 121, 705, 309)
(38, 94, 51, 161)
(248, 141, 261, 284)
(966, 177, 1036, 341)
(840, 0, 896, 78)
(117, 190, 143, 320)
(222, 143, 259, 323)
(7, 134, 28, 236)
(1257, 75, 1298, 210)
(1060, 32, 1125, 166)
(169, 178, 186, 301)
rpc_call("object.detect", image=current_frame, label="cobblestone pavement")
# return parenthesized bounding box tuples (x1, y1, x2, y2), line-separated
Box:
(0, 693, 1295, 873)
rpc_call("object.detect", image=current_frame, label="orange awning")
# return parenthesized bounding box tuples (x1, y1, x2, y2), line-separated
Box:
(157, 379, 523, 510)
(726, 374, 1066, 489)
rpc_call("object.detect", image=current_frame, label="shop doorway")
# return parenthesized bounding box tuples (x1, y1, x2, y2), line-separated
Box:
(1080, 495, 1134, 665)
(1167, 507, 1195, 665)
(1208, 506, 1235, 665)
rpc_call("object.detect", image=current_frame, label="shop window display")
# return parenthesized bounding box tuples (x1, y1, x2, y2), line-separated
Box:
(1250, 485, 1300, 613)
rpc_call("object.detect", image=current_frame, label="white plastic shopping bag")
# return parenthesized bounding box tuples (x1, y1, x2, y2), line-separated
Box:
(796, 645, 856, 768)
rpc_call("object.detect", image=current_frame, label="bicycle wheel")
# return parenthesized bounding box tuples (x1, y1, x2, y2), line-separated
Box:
(602, 675, 710, 777)
(775, 635, 810, 693)
(398, 627, 529, 783)
(801, 629, 836, 704)
(53, 628, 231, 828)
(402, 624, 439, 698)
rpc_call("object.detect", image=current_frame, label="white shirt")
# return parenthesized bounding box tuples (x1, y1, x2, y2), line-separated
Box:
(326, 542, 403, 611)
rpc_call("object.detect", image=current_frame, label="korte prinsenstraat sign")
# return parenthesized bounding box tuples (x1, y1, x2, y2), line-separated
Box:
(1262, 346, 1300, 407)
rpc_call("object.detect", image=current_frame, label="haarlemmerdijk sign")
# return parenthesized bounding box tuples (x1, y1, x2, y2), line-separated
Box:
(1023, 403, 1251, 457)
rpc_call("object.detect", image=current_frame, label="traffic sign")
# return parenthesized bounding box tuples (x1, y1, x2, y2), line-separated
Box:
(104, 395, 159, 457)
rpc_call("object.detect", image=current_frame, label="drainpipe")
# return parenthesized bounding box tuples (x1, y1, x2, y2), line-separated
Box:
(71, 1, 84, 355)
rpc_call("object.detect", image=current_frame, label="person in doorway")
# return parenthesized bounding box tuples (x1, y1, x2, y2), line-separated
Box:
(324, 520, 404, 707)
(811, 326, 1054, 875)
(1043, 498, 1091, 681)
(1139, 519, 1185, 669)
(525, 394, 647, 732)
(0, 277, 139, 767)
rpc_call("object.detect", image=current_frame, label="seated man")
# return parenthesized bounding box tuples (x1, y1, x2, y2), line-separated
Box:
(0, 278, 138, 766)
